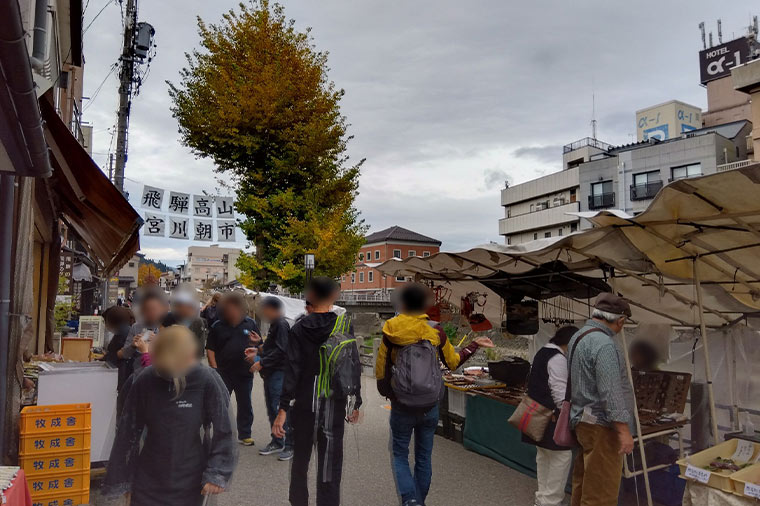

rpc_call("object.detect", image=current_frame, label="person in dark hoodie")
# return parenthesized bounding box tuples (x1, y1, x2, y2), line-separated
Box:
(104, 325, 236, 505)
(376, 283, 494, 506)
(102, 306, 135, 390)
(272, 277, 361, 506)
(248, 296, 293, 460)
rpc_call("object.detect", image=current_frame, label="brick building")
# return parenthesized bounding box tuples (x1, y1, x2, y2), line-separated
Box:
(340, 226, 441, 294)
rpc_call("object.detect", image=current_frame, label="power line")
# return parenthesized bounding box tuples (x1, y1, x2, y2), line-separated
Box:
(83, 0, 115, 35)
(83, 63, 118, 112)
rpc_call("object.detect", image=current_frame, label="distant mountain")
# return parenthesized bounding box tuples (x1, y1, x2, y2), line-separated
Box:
(140, 257, 172, 273)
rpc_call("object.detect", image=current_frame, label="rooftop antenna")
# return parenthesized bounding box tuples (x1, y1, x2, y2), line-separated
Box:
(699, 22, 706, 49)
(717, 19, 723, 44)
(590, 77, 597, 140)
(709, 31, 714, 48)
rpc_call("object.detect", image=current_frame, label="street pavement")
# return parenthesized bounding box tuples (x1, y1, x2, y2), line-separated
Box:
(94, 375, 543, 505)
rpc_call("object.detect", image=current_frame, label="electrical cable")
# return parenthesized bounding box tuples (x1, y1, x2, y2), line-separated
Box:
(83, 63, 118, 112)
(83, 0, 115, 35)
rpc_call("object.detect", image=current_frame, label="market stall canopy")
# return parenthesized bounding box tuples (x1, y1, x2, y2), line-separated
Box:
(376, 165, 760, 328)
(40, 96, 142, 275)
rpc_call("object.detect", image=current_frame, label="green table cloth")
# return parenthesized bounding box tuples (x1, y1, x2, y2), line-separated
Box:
(463, 394, 537, 478)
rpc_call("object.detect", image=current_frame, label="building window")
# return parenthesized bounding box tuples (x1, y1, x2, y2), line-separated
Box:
(423, 251, 430, 257)
(530, 204, 535, 213)
(589, 181, 614, 209)
(533, 232, 538, 240)
(571, 222, 578, 232)
(544, 231, 551, 238)
(570, 188, 577, 202)
(341, 275, 346, 282)
(368, 271, 374, 282)
(507, 237, 512, 245)
(359, 272, 364, 283)
(506, 207, 511, 218)
(670, 163, 702, 181)
(631, 170, 663, 200)
(128, 262, 135, 268)
(408, 251, 416, 257)
(393, 249, 402, 258)
(558, 228, 563, 236)
(395, 276, 406, 282)
(375, 250, 380, 260)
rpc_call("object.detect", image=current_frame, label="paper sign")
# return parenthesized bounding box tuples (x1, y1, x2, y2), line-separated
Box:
(685, 464, 711, 484)
(141, 185, 165, 210)
(215, 196, 235, 218)
(217, 220, 236, 242)
(167, 191, 190, 215)
(194, 220, 213, 241)
(732, 440, 755, 462)
(143, 213, 165, 237)
(193, 195, 212, 217)
(745, 483, 760, 499)
(169, 217, 189, 240)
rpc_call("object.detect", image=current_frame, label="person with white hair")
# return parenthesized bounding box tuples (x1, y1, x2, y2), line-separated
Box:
(568, 293, 636, 506)
(162, 286, 208, 358)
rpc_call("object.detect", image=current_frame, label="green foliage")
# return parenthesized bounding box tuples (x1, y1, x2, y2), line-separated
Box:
(442, 322, 458, 344)
(168, 0, 366, 291)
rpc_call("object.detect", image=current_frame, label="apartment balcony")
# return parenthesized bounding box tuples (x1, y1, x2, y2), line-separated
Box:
(630, 181, 663, 201)
(717, 159, 755, 173)
(588, 192, 615, 210)
(499, 201, 579, 236)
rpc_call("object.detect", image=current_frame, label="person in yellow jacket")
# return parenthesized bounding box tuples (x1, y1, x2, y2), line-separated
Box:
(376, 283, 493, 506)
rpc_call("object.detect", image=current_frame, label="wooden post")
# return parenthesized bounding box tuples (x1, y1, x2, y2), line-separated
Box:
(693, 258, 720, 443)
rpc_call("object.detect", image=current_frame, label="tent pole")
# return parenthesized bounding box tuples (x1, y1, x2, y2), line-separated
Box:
(693, 258, 720, 443)
(613, 274, 653, 506)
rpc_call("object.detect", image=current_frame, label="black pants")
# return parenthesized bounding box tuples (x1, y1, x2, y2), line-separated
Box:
(289, 401, 346, 506)
(219, 371, 254, 440)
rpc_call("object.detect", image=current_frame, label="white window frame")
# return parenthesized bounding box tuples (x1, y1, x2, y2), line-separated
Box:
(423, 251, 431, 258)
(359, 272, 364, 283)
(368, 271, 374, 282)
(393, 249, 402, 259)
(408, 250, 416, 257)
(395, 276, 406, 282)
(375, 250, 380, 260)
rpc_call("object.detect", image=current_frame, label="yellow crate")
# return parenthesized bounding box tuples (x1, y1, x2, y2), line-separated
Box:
(27, 470, 90, 498)
(20, 429, 91, 456)
(29, 490, 90, 506)
(729, 463, 760, 498)
(20, 404, 91, 434)
(20, 449, 90, 477)
(677, 439, 760, 492)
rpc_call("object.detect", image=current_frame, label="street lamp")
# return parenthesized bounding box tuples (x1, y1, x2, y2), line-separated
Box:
(304, 253, 315, 286)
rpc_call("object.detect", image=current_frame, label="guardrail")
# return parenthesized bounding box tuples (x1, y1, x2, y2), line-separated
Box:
(337, 292, 392, 303)
(717, 159, 755, 173)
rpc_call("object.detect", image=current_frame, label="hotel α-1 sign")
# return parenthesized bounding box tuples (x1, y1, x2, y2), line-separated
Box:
(699, 37, 750, 84)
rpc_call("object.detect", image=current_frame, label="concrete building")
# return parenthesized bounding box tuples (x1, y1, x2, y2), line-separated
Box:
(577, 123, 752, 222)
(500, 138, 612, 245)
(732, 58, 760, 157)
(636, 100, 702, 141)
(184, 245, 242, 288)
(339, 226, 441, 294)
(116, 254, 141, 299)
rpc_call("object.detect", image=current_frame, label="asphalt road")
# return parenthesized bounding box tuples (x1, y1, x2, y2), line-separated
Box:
(93, 375, 541, 505)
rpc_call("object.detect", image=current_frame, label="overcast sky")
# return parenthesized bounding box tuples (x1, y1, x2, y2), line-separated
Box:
(82, 0, 756, 266)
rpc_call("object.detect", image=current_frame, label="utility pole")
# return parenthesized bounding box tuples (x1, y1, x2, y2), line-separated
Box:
(113, 0, 154, 194)
(113, 0, 136, 194)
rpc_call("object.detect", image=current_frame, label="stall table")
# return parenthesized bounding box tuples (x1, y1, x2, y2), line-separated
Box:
(1, 468, 32, 506)
(683, 482, 755, 505)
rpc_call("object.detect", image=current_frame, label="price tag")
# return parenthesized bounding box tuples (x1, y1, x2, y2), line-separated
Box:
(732, 440, 756, 462)
(685, 464, 711, 484)
(745, 483, 760, 499)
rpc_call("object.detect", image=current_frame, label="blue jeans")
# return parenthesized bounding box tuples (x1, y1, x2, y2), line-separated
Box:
(263, 369, 291, 448)
(390, 405, 439, 505)
(220, 372, 254, 440)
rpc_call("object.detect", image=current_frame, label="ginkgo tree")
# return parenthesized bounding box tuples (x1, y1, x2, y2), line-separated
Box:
(168, 0, 365, 291)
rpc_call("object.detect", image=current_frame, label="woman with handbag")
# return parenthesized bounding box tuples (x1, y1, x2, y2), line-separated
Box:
(524, 326, 578, 506)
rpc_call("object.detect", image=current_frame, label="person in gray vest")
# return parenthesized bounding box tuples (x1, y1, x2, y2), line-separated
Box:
(524, 325, 578, 506)
(376, 283, 493, 506)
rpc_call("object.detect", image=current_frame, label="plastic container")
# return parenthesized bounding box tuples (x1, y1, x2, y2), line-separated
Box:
(20, 404, 91, 434)
(447, 387, 468, 418)
(729, 463, 760, 498)
(19, 429, 91, 456)
(28, 490, 90, 506)
(26, 470, 90, 497)
(20, 449, 90, 477)
(676, 439, 760, 492)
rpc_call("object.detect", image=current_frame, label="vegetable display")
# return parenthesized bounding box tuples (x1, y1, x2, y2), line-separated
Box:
(704, 457, 752, 473)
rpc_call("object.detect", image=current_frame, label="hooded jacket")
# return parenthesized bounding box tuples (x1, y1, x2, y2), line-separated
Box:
(279, 312, 362, 412)
(376, 313, 479, 410)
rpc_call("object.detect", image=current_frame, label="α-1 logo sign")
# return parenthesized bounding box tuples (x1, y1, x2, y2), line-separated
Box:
(699, 37, 750, 84)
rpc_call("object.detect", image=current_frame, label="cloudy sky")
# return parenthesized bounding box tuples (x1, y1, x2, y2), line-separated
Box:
(82, 0, 756, 265)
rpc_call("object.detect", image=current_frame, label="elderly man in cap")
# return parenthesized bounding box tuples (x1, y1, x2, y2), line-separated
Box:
(569, 292, 636, 506)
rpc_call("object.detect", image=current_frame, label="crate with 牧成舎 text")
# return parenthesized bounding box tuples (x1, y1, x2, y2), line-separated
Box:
(20, 403, 91, 434)
(19, 449, 90, 477)
(29, 488, 90, 506)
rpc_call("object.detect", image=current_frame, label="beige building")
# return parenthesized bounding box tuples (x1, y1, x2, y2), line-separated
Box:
(636, 100, 702, 141)
(184, 245, 242, 288)
(732, 58, 760, 157)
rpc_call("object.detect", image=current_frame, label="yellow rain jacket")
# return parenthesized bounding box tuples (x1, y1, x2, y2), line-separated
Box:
(375, 313, 462, 382)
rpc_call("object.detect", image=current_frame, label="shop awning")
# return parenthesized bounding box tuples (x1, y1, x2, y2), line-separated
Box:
(375, 164, 760, 328)
(40, 96, 142, 275)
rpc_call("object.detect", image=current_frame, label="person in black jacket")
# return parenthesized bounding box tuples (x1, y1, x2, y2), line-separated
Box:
(272, 277, 362, 506)
(249, 296, 293, 460)
(206, 292, 261, 446)
(525, 325, 578, 506)
(103, 306, 135, 391)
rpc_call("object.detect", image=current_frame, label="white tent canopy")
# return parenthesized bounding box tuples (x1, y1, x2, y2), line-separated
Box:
(375, 164, 760, 329)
